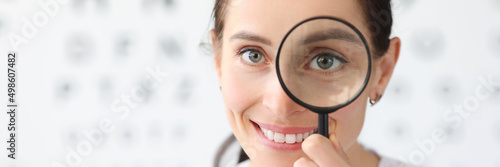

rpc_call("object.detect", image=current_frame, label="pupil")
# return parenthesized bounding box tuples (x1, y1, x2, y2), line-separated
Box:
(317, 55, 334, 69)
(321, 59, 328, 64)
(250, 51, 261, 62)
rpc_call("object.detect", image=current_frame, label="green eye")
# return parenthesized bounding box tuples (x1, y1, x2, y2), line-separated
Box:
(310, 52, 347, 70)
(241, 49, 265, 63)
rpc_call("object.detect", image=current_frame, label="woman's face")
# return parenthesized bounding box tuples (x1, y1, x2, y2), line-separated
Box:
(213, 0, 380, 166)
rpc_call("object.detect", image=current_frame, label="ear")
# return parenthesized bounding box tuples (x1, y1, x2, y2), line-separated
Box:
(211, 30, 223, 84)
(369, 37, 401, 100)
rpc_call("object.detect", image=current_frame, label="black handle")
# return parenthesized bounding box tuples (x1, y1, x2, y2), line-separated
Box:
(318, 113, 328, 137)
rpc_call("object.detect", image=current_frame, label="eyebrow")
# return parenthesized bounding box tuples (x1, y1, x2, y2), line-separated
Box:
(229, 31, 272, 46)
(302, 28, 362, 45)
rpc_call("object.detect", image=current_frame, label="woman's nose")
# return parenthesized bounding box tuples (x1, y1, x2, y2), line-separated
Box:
(262, 75, 307, 117)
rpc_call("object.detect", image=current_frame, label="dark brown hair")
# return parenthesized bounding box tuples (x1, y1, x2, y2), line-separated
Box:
(211, 0, 393, 57)
(212, 0, 393, 166)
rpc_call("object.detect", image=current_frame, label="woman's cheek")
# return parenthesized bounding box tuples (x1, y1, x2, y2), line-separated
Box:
(220, 57, 246, 113)
(220, 66, 253, 142)
(220, 56, 268, 115)
(328, 96, 365, 119)
(221, 73, 254, 115)
(328, 93, 368, 149)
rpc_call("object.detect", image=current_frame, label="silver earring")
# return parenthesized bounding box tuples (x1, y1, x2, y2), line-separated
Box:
(369, 94, 383, 106)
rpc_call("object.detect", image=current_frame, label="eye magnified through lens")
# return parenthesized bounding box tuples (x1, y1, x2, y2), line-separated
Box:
(276, 16, 372, 137)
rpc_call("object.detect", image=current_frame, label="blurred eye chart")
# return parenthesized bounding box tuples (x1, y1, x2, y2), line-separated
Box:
(0, 0, 499, 167)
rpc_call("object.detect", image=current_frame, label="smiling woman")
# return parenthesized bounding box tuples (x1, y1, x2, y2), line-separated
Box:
(210, 0, 408, 167)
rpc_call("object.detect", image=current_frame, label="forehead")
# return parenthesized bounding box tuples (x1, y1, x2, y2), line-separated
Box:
(223, 0, 367, 47)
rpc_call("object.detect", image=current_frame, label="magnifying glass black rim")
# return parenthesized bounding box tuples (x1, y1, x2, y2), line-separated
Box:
(276, 16, 372, 114)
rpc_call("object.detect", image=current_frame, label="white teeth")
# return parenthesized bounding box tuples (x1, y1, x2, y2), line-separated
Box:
(266, 129, 274, 141)
(286, 134, 296, 144)
(261, 127, 267, 134)
(296, 133, 303, 142)
(274, 133, 285, 143)
(260, 127, 316, 144)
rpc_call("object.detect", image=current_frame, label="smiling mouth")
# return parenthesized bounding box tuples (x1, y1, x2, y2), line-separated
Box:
(252, 121, 318, 144)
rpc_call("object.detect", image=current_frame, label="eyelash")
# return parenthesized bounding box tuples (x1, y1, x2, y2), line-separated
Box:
(236, 46, 269, 66)
(304, 49, 349, 74)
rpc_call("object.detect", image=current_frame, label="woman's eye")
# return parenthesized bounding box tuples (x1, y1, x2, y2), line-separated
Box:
(309, 52, 347, 70)
(240, 49, 266, 63)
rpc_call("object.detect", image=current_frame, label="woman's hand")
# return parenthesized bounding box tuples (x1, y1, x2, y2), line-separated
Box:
(293, 133, 352, 167)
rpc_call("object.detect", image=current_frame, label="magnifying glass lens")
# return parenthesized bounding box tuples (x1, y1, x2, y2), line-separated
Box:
(278, 18, 370, 109)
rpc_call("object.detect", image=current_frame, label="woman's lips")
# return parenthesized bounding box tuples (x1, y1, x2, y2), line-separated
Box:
(251, 120, 318, 150)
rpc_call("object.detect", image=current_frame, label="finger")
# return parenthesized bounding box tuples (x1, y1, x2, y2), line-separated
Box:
(328, 117, 351, 163)
(294, 157, 318, 167)
(302, 134, 350, 167)
(329, 133, 350, 163)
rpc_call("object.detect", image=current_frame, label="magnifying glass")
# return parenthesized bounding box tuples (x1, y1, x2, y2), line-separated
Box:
(276, 16, 372, 137)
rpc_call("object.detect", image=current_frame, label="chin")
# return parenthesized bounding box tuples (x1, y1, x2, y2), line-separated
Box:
(248, 150, 304, 167)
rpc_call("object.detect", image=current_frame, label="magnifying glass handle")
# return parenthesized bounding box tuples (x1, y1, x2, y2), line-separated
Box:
(318, 114, 328, 137)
